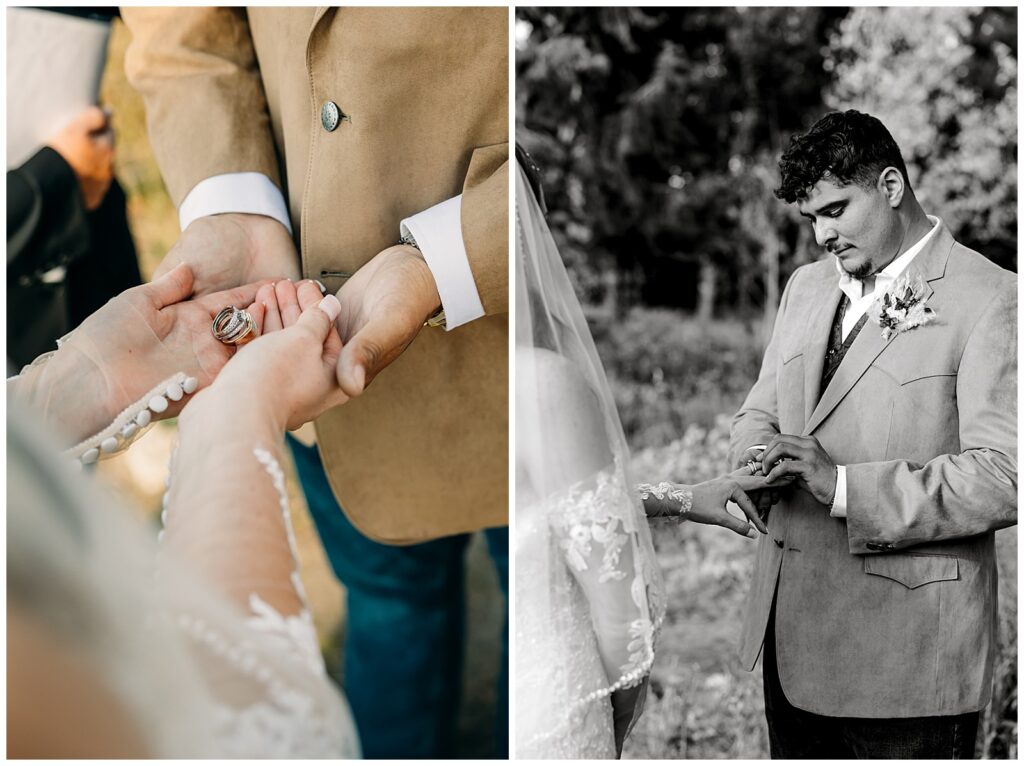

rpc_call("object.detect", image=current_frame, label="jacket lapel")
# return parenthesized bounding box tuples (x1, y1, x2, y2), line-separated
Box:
(311, 6, 330, 29)
(803, 222, 955, 436)
(306, 8, 332, 56)
(802, 281, 843, 425)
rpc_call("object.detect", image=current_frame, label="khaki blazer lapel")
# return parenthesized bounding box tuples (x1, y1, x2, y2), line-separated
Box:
(311, 6, 330, 28)
(802, 281, 842, 425)
(804, 222, 955, 436)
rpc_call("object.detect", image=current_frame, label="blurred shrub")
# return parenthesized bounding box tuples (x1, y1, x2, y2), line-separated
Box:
(592, 308, 762, 449)
(630, 414, 734, 485)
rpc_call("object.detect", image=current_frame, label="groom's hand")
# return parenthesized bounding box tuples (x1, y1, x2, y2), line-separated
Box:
(155, 213, 300, 297)
(735, 446, 781, 518)
(332, 244, 442, 397)
(762, 434, 838, 506)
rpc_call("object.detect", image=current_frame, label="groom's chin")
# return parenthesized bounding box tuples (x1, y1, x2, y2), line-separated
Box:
(839, 258, 872, 280)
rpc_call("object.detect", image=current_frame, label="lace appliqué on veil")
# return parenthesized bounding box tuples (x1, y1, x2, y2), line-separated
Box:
(547, 464, 658, 684)
(550, 471, 634, 583)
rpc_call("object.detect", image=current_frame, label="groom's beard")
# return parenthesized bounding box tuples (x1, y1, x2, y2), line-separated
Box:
(837, 219, 912, 280)
(841, 258, 875, 280)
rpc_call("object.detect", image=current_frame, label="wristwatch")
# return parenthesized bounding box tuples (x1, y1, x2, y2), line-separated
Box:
(399, 231, 446, 329)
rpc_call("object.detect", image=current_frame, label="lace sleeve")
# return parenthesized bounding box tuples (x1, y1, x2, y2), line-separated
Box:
(63, 373, 198, 465)
(637, 481, 694, 520)
(159, 430, 359, 758)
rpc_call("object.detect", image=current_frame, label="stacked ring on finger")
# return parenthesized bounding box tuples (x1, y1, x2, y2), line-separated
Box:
(212, 306, 259, 346)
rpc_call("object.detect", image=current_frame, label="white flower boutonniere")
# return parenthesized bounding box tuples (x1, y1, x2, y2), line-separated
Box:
(867, 273, 936, 341)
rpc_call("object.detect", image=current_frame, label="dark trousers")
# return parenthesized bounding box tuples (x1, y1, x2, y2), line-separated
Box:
(763, 607, 979, 759)
(288, 437, 509, 759)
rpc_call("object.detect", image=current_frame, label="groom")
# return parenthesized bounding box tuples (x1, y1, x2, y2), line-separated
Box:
(122, 8, 508, 758)
(731, 110, 1016, 758)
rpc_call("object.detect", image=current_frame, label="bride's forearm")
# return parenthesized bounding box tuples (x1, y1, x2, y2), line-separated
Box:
(166, 391, 306, 617)
(637, 481, 694, 520)
(7, 346, 114, 447)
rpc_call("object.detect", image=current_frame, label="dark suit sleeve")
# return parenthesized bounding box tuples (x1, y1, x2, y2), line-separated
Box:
(7, 147, 90, 276)
(844, 280, 1018, 552)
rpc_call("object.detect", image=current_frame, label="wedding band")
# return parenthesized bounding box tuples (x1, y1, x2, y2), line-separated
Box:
(747, 459, 758, 475)
(212, 306, 259, 346)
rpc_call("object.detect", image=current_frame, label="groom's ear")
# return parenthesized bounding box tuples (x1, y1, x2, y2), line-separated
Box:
(878, 166, 905, 208)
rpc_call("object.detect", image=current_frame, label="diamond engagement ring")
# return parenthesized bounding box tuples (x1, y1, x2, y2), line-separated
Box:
(212, 306, 259, 346)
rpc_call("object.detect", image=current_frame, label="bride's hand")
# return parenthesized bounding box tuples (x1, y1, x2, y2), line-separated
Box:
(21, 264, 270, 440)
(643, 474, 790, 538)
(691, 473, 793, 537)
(197, 279, 348, 431)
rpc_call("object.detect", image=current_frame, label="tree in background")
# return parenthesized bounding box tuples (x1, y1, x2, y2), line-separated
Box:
(517, 6, 1017, 326)
(827, 7, 1017, 271)
(517, 7, 844, 328)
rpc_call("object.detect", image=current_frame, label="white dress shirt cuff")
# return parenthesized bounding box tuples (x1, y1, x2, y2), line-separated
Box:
(829, 465, 848, 518)
(178, 172, 293, 235)
(400, 195, 484, 331)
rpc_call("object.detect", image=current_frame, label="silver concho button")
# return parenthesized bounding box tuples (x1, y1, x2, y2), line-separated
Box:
(321, 101, 341, 132)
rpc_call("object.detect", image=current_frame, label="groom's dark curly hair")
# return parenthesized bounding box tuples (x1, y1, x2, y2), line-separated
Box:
(774, 110, 911, 203)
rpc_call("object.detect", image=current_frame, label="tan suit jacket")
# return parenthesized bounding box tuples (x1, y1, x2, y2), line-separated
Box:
(731, 223, 1016, 717)
(124, 8, 508, 543)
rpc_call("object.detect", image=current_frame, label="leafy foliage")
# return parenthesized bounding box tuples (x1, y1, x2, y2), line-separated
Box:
(517, 7, 1017, 327)
(826, 7, 1018, 271)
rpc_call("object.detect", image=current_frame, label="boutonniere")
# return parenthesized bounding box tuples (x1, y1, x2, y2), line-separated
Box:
(867, 273, 936, 341)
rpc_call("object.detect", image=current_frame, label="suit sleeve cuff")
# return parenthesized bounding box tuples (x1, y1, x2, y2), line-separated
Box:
(400, 194, 484, 331)
(830, 465, 848, 518)
(178, 172, 292, 235)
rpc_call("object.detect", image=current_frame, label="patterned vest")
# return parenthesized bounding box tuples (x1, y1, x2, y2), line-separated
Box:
(820, 295, 869, 400)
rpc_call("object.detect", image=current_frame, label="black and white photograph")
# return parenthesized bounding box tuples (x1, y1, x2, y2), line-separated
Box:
(515, 6, 1017, 759)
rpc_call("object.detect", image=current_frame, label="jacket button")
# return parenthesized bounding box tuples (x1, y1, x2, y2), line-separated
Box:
(774, 539, 784, 549)
(321, 101, 341, 132)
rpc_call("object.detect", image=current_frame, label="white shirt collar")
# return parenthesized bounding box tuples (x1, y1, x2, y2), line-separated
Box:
(836, 216, 941, 302)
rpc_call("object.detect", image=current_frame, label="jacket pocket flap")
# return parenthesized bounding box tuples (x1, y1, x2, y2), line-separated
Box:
(873, 356, 956, 386)
(781, 347, 804, 364)
(863, 554, 959, 589)
(898, 370, 957, 386)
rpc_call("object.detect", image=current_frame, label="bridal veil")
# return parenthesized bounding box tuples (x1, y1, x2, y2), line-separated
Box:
(7, 406, 359, 757)
(515, 152, 666, 756)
